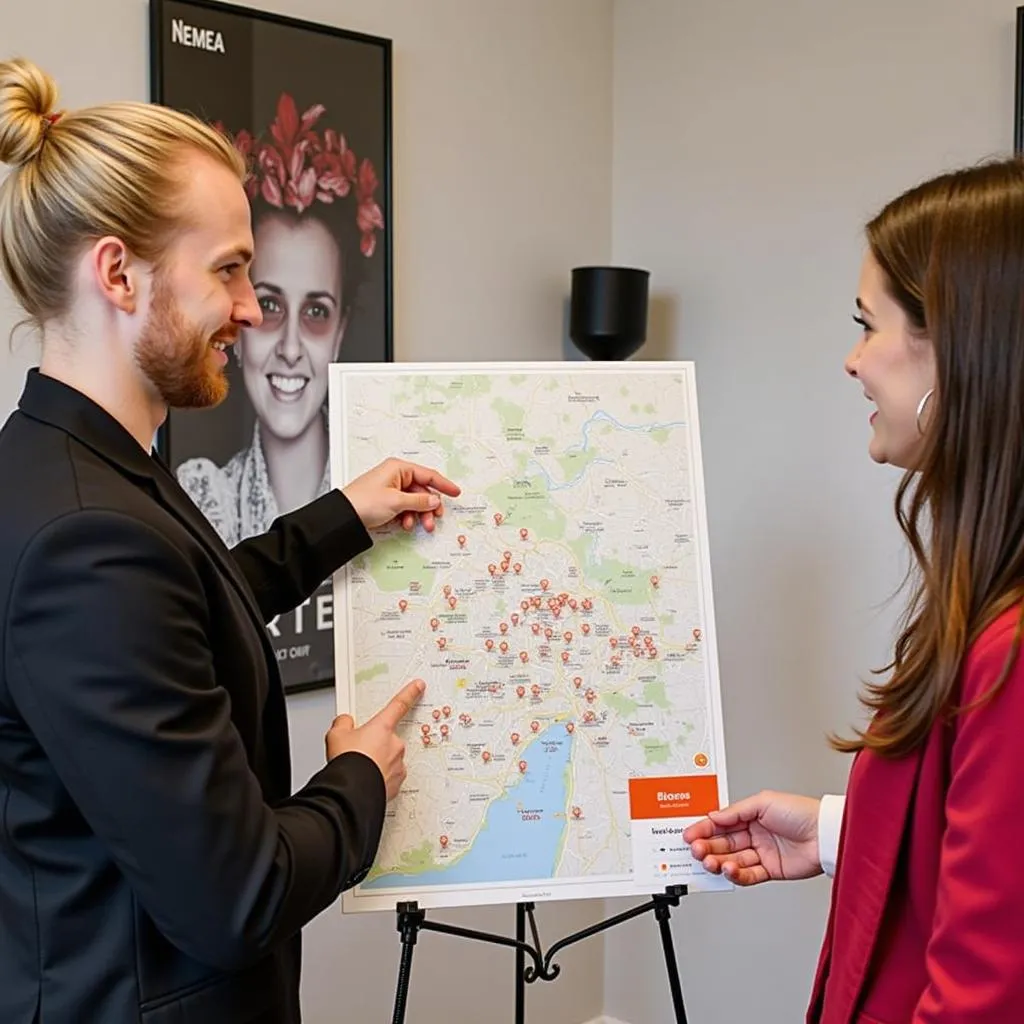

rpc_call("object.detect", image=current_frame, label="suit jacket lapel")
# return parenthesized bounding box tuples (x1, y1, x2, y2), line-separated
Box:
(149, 450, 297, 794)
(810, 745, 924, 1023)
(806, 796, 845, 1023)
(17, 370, 272, 650)
(147, 451, 271, 637)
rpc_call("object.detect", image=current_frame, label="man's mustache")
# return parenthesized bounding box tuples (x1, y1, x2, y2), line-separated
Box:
(211, 325, 240, 345)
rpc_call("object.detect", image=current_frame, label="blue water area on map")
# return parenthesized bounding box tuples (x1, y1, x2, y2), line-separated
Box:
(364, 727, 574, 889)
(528, 408, 688, 492)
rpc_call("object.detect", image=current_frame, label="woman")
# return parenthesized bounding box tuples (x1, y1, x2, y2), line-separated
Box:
(177, 92, 383, 545)
(684, 158, 1024, 1022)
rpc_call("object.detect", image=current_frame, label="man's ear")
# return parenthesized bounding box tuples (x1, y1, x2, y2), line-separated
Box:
(89, 236, 145, 315)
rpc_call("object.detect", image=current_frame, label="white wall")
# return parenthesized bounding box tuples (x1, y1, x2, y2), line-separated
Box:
(606, 1, 1017, 1022)
(1, 2, 613, 1023)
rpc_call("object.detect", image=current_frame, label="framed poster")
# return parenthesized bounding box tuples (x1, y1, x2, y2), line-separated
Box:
(149, 0, 393, 693)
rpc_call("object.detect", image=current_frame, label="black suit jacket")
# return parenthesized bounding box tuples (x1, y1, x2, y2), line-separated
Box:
(0, 370, 386, 1023)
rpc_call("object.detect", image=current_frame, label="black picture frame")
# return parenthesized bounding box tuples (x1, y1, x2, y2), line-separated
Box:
(1016, 6, 1024, 153)
(149, 0, 394, 694)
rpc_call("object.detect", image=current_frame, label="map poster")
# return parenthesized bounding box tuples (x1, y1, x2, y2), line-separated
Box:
(328, 362, 731, 912)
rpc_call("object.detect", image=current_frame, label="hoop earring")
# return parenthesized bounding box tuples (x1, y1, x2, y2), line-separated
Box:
(915, 388, 934, 435)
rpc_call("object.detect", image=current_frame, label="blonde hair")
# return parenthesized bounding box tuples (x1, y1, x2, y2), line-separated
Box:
(0, 56, 246, 329)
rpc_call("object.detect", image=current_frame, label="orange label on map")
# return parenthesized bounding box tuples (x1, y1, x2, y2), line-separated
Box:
(628, 775, 720, 819)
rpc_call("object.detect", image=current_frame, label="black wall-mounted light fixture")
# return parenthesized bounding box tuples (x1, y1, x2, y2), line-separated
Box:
(569, 266, 650, 361)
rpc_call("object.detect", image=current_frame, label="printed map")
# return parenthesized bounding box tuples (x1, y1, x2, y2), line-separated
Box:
(329, 363, 729, 911)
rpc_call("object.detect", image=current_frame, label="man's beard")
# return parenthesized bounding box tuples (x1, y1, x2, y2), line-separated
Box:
(135, 273, 237, 409)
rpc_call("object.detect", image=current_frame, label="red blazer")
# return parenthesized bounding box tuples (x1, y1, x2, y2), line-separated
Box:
(807, 604, 1024, 1023)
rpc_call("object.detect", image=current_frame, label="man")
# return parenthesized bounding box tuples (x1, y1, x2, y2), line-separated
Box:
(0, 57, 458, 1022)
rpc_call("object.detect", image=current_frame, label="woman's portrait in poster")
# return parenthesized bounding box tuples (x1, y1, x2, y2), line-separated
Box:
(153, 0, 392, 692)
(177, 94, 383, 545)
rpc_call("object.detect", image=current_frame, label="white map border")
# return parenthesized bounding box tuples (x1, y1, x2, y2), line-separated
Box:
(328, 361, 730, 912)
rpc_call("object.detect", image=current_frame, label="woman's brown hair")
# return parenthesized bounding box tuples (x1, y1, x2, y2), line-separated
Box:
(833, 157, 1024, 759)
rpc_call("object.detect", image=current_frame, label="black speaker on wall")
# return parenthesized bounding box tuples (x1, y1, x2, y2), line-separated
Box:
(569, 265, 650, 361)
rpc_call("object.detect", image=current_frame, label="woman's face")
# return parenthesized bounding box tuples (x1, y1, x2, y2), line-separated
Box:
(237, 211, 347, 442)
(844, 251, 936, 469)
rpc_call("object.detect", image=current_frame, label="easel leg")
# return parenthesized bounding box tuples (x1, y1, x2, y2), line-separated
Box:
(653, 888, 688, 1024)
(515, 903, 526, 1024)
(391, 902, 425, 1024)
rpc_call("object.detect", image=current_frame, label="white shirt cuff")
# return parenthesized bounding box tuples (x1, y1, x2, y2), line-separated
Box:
(817, 794, 845, 877)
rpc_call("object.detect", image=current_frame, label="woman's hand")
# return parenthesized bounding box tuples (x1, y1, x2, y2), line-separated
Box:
(683, 790, 823, 885)
(342, 458, 461, 533)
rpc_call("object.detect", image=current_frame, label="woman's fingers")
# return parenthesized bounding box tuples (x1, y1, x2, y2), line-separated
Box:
(721, 857, 771, 887)
(688, 828, 753, 861)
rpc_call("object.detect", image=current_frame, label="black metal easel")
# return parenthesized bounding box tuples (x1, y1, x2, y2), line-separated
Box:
(390, 884, 690, 1024)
